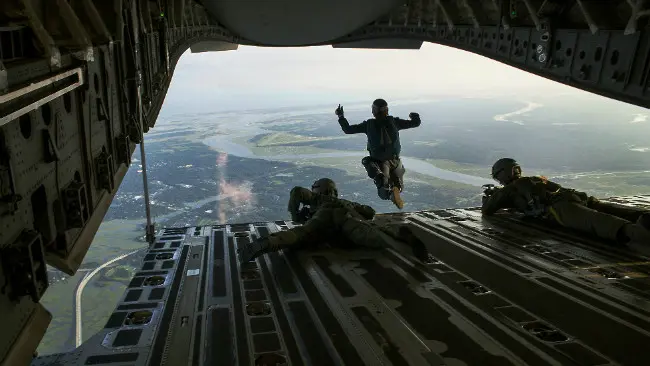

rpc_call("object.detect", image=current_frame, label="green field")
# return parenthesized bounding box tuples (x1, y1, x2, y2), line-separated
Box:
(37, 219, 148, 355)
(549, 171, 650, 198)
(295, 156, 362, 175)
(105, 265, 137, 282)
(249, 132, 348, 147)
(196, 217, 217, 226)
(228, 132, 350, 157)
(247, 143, 340, 156)
(81, 274, 134, 342)
(425, 158, 490, 178)
(424, 158, 650, 198)
(36, 272, 86, 355)
(81, 219, 146, 263)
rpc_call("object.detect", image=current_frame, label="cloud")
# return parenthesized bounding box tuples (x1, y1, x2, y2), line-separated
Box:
(629, 114, 648, 124)
(162, 43, 587, 114)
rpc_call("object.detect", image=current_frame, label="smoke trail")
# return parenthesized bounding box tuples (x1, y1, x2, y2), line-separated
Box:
(216, 152, 257, 224)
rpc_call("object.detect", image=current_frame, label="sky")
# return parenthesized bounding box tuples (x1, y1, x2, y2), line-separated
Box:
(161, 42, 641, 115)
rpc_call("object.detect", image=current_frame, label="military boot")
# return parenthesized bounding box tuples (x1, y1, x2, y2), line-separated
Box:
(636, 213, 650, 231)
(622, 223, 650, 245)
(390, 186, 404, 209)
(237, 230, 300, 265)
(237, 237, 272, 265)
(376, 187, 390, 200)
(373, 174, 391, 200)
(398, 226, 430, 262)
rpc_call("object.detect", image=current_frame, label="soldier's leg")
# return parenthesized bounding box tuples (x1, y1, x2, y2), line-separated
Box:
(388, 159, 406, 209)
(373, 159, 392, 200)
(587, 198, 650, 225)
(362, 156, 383, 182)
(388, 159, 406, 191)
(329, 207, 388, 248)
(379, 161, 393, 199)
(340, 217, 391, 248)
(362, 156, 390, 199)
(548, 200, 649, 244)
(378, 223, 431, 262)
(238, 208, 333, 264)
(338, 217, 431, 262)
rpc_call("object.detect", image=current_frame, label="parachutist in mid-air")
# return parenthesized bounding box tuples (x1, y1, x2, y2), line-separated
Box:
(335, 99, 421, 209)
(482, 158, 650, 245)
(236, 178, 431, 265)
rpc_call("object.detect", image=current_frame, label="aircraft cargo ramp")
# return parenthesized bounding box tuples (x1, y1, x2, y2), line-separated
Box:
(33, 196, 650, 366)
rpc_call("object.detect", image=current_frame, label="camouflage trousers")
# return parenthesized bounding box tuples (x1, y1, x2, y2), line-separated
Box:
(546, 195, 648, 242)
(267, 206, 398, 251)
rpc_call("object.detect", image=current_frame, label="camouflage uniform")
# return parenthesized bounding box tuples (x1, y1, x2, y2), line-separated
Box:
(237, 180, 429, 264)
(483, 160, 650, 244)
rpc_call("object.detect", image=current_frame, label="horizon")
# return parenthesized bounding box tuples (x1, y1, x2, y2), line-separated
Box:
(159, 42, 649, 118)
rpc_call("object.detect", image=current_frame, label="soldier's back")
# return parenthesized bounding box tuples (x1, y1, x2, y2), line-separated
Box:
(507, 177, 557, 214)
(510, 176, 550, 195)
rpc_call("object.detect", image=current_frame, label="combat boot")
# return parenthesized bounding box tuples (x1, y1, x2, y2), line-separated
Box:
(622, 223, 650, 245)
(237, 237, 272, 265)
(636, 213, 650, 231)
(398, 226, 430, 262)
(237, 230, 300, 265)
(390, 186, 404, 209)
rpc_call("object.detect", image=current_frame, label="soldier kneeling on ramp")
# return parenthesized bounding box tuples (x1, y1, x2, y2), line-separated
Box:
(237, 178, 430, 265)
(482, 158, 650, 245)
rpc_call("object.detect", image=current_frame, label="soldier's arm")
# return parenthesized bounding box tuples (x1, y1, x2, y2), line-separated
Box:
(551, 179, 590, 202)
(482, 187, 511, 216)
(339, 198, 376, 220)
(338, 117, 367, 134)
(394, 115, 421, 130)
(353, 204, 376, 220)
(287, 186, 313, 221)
(544, 179, 563, 192)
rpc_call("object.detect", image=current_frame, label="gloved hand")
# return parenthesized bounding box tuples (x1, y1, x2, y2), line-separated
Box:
(335, 104, 344, 118)
(482, 184, 496, 196)
(409, 112, 419, 119)
(296, 207, 312, 223)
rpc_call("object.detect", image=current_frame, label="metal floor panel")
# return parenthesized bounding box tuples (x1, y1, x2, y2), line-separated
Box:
(33, 195, 650, 366)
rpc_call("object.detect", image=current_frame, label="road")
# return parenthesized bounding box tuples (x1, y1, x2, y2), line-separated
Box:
(74, 249, 144, 347)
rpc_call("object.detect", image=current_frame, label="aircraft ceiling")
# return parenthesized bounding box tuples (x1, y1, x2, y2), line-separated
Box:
(202, 0, 404, 45)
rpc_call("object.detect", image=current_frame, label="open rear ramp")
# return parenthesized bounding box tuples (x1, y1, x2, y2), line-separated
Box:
(33, 196, 650, 366)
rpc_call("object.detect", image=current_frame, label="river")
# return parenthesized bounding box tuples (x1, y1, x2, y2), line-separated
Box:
(201, 132, 493, 187)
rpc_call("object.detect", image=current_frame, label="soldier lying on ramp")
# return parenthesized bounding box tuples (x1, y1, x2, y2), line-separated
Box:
(482, 158, 650, 245)
(237, 178, 430, 264)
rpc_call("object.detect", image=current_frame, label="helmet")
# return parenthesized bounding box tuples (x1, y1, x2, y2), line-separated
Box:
(372, 98, 389, 117)
(311, 178, 338, 197)
(491, 158, 522, 185)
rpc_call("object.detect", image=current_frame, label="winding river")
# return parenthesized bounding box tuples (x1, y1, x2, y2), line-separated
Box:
(202, 131, 493, 187)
